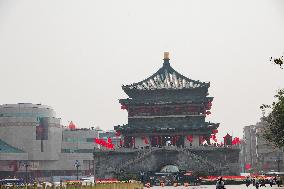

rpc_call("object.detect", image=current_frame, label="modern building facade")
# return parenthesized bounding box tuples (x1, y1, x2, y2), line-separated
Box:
(0, 103, 100, 178)
(240, 118, 284, 173)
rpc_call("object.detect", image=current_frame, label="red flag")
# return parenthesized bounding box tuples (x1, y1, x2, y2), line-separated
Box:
(245, 164, 251, 170)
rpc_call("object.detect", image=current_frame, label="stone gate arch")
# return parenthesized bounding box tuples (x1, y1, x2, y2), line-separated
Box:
(115, 147, 220, 175)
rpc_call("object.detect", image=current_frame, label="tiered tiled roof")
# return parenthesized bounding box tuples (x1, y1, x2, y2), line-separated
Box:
(122, 52, 209, 92)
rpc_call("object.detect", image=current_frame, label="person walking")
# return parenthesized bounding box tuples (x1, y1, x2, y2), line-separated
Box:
(255, 180, 260, 189)
(216, 177, 225, 189)
(269, 177, 273, 187)
(245, 177, 251, 187)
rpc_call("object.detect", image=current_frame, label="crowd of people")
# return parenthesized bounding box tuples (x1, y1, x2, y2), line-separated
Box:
(245, 176, 282, 188)
(215, 176, 282, 189)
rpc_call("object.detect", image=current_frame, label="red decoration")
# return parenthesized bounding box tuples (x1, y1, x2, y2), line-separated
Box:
(68, 121, 76, 130)
(131, 137, 135, 147)
(206, 111, 211, 115)
(199, 136, 206, 144)
(94, 138, 114, 149)
(187, 135, 193, 142)
(142, 136, 149, 144)
(107, 137, 112, 144)
(121, 104, 128, 110)
(232, 137, 241, 145)
(115, 131, 121, 136)
(245, 164, 251, 170)
(210, 134, 218, 142)
(212, 129, 218, 134)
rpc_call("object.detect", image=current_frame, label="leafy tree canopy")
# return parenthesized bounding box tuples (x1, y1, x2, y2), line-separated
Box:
(260, 57, 284, 147)
(270, 56, 283, 69)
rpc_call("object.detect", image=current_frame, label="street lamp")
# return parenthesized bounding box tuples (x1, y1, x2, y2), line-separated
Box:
(21, 161, 30, 185)
(74, 160, 81, 180)
(93, 148, 96, 178)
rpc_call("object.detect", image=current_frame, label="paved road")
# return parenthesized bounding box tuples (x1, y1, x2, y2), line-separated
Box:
(145, 184, 284, 189)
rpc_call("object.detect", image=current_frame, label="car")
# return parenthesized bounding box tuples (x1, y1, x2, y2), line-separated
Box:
(80, 177, 95, 186)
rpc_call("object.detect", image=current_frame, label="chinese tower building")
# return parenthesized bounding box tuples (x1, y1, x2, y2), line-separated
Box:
(115, 52, 219, 148)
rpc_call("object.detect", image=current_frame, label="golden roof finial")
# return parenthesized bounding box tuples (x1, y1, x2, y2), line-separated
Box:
(164, 52, 170, 59)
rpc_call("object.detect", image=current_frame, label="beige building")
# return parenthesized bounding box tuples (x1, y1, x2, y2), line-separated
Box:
(0, 103, 101, 178)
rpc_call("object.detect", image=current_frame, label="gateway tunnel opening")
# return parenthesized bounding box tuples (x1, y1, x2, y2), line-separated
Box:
(140, 165, 199, 186)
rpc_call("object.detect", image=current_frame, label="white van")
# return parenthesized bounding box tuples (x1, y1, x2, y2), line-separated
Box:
(80, 177, 95, 186)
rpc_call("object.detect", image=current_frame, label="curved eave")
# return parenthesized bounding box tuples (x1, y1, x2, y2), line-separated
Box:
(119, 96, 214, 105)
(114, 122, 219, 134)
(122, 63, 210, 92)
(122, 85, 209, 98)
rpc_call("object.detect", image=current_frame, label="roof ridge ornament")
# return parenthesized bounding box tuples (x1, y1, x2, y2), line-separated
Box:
(163, 52, 170, 66)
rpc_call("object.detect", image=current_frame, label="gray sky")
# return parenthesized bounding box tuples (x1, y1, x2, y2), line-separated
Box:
(0, 0, 284, 140)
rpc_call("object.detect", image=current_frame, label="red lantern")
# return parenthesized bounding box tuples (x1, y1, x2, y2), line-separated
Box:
(68, 121, 76, 130)
(187, 135, 193, 142)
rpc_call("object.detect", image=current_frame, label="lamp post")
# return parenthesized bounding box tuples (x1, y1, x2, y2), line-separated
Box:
(74, 160, 80, 180)
(276, 153, 282, 172)
(21, 161, 30, 185)
(93, 148, 96, 178)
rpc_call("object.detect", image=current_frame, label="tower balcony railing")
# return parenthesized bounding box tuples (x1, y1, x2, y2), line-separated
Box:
(98, 144, 240, 153)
